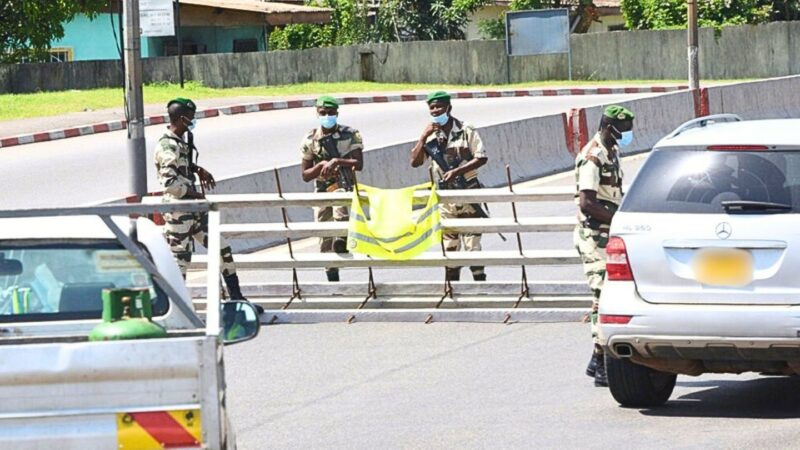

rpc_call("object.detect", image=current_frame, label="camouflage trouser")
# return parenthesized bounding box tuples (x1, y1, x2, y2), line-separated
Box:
(314, 202, 349, 275)
(441, 203, 484, 279)
(164, 211, 236, 278)
(573, 224, 609, 346)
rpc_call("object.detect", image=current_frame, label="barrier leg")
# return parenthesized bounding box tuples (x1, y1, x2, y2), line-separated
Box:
(503, 165, 533, 324)
(270, 168, 303, 325)
(348, 267, 377, 324)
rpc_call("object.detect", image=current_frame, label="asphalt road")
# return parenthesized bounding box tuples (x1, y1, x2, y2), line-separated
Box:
(0, 94, 652, 209)
(225, 322, 800, 449)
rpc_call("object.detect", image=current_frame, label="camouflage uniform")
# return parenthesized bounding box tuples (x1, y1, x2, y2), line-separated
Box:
(424, 119, 487, 280)
(154, 130, 236, 278)
(300, 124, 363, 271)
(574, 132, 623, 344)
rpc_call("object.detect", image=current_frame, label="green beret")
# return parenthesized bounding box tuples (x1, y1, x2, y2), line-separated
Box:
(426, 91, 451, 104)
(316, 95, 339, 108)
(604, 105, 634, 121)
(167, 97, 196, 111)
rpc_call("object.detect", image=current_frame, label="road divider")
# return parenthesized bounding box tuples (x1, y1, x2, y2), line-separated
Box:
(706, 74, 800, 119)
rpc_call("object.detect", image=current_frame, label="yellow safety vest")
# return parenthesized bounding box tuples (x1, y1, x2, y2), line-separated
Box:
(12, 287, 30, 315)
(347, 182, 442, 260)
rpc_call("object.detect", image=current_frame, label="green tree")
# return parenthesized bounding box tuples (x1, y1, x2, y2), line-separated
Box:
(478, 0, 596, 39)
(1, 0, 107, 63)
(620, 0, 772, 30)
(377, 0, 491, 41)
(269, 0, 490, 50)
(269, 0, 375, 50)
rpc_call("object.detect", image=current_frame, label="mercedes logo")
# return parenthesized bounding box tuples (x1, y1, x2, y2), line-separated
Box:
(715, 222, 732, 239)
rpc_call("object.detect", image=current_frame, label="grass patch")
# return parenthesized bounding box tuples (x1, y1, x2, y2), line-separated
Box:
(1, 79, 745, 122)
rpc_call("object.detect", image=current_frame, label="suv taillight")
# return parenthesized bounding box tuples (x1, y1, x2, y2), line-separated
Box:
(606, 236, 634, 281)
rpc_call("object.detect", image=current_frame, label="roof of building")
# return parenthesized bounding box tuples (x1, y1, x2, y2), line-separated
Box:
(180, 0, 332, 26)
(491, 0, 620, 9)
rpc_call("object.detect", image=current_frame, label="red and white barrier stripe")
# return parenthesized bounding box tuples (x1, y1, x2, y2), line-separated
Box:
(0, 85, 687, 150)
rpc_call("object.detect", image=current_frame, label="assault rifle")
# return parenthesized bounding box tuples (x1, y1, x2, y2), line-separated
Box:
(319, 135, 355, 192)
(423, 138, 468, 190)
(423, 137, 489, 219)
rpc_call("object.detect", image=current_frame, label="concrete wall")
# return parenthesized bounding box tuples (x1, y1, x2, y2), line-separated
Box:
(706, 75, 800, 119)
(4, 21, 800, 93)
(583, 90, 697, 155)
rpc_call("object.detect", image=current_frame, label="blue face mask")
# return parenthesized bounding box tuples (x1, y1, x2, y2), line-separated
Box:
(432, 113, 449, 126)
(618, 130, 634, 147)
(188, 118, 197, 131)
(319, 115, 338, 129)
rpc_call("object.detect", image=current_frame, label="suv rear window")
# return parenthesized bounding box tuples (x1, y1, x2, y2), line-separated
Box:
(0, 242, 168, 322)
(621, 150, 800, 213)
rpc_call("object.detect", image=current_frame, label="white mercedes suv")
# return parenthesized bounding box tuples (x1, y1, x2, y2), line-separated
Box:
(599, 115, 800, 407)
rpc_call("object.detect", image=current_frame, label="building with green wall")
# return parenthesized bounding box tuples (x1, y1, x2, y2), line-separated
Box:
(47, 1, 329, 62)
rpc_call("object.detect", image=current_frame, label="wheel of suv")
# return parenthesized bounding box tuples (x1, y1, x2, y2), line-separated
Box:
(605, 354, 677, 407)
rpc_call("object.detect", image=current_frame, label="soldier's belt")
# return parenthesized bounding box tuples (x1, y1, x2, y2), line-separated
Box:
(582, 218, 610, 231)
(599, 175, 622, 187)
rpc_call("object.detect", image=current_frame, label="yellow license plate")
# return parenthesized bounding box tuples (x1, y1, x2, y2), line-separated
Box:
(693, 248, 753, 287)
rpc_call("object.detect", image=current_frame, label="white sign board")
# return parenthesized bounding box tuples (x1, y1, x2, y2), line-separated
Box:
(140, 0, 175, 37)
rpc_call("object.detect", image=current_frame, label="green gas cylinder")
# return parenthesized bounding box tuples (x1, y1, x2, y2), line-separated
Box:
(89, 288, 167, 341)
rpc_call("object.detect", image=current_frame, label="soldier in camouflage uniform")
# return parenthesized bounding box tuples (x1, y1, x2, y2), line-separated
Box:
(575, 105, 635, 387)
(411, 91, 488, 282)
(300, 96, 364, 282)
(154, 98, 259, 311)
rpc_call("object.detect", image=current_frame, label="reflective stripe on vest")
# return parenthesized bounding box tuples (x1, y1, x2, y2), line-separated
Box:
(12, 287, 30, 315)
(347, 182, 442, 260)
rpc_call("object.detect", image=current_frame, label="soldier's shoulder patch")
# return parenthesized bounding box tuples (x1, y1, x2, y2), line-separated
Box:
(157, 135, 180, 151)
(587, 145, 607, 159)
(338, 125, 359, 136)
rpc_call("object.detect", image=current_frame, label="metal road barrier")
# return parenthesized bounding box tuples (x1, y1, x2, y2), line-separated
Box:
(185, 172, 596, 323)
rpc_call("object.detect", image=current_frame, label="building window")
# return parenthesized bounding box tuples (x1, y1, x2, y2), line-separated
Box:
(163, 40, 204, 56)
(233, 39, 258, 53)
(49, 47, 74, 62)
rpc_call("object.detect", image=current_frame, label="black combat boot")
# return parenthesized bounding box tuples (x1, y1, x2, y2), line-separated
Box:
(445, 267, 461, 282)
(223, 273, 264, 314)
(586, 351, 601, 378)
(471, 267, 486, 282)
(326, 269, 340, 282)
(594, 355, 608, 387)
(332, 237, 348, 254)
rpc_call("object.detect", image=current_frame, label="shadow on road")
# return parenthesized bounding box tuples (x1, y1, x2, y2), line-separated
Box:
(638, 376, 800, 419)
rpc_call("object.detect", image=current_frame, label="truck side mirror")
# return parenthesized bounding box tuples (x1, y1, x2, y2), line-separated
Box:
(220, 300, 260, 345)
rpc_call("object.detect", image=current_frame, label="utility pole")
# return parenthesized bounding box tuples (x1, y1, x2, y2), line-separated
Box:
(176, 0, 185, 88)
(124, 0, 147, 200)
(687, 0, 700, 90)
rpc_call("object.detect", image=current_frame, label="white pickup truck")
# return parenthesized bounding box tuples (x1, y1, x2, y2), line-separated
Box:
(0, 202, 257, 449)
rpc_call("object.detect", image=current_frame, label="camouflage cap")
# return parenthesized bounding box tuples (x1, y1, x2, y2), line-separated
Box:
(604, 105, 634, 121)
(426, 90, 451, 104)
(167, 97, 196, 111)
(316, 95, 339, 108)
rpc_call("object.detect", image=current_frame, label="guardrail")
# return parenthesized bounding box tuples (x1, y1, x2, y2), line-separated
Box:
(186, 172, 599, 323)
